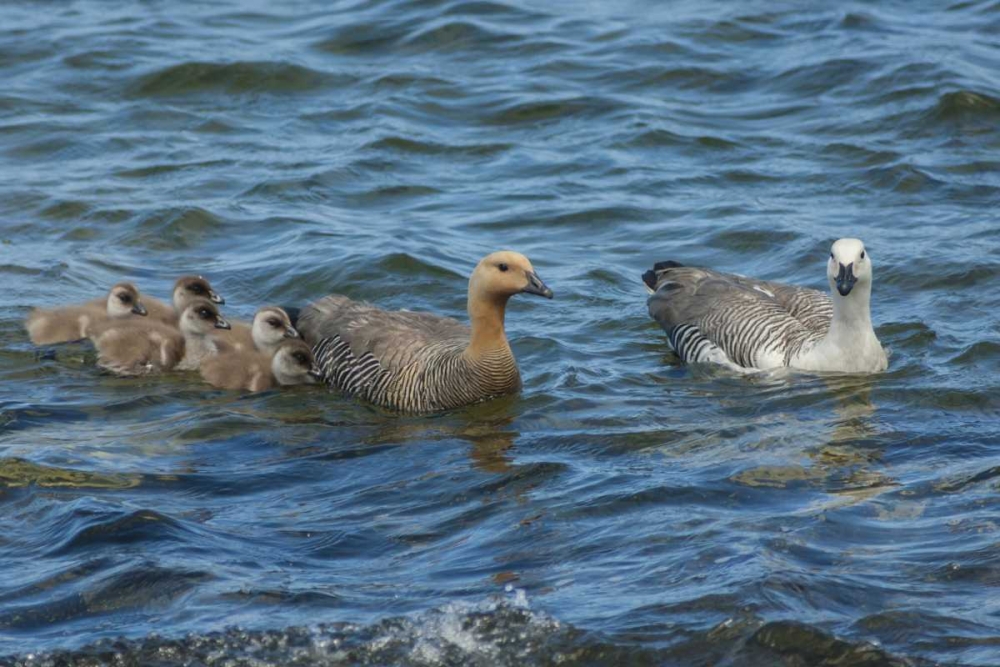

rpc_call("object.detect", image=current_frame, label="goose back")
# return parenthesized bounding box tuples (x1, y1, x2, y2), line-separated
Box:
(646, 264, 831, 369)
(298, 295, 521, 413)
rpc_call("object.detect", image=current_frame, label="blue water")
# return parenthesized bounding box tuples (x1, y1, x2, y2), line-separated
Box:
(1, 1, 999, 664)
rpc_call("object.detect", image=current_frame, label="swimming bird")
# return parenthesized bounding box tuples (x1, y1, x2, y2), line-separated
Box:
(296, 251, 553, 413)
(140, 275, 225, 326)
(642, 238, 887, 373)
(92, 299, 230, 376)
(200, 339, 321, 392)
(213, 306, 299, 354)
(26, 282, 148, 345)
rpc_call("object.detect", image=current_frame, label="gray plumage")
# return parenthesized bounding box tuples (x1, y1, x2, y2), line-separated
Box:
(296, 250, 553, 413)
(645, 264, 831, 369)
(643, 238, 887, 373)
(299, 295, 520, 413)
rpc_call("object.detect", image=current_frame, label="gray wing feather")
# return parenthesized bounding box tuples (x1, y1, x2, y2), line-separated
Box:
(297, 295, 469, 374)
(647, 266, 829, 368)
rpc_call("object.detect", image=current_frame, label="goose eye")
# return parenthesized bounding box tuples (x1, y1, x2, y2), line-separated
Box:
(119, 294, 132, 303)
(199, 309, 210, 318)
(294, 353, 306, 363)
(267, 318, 281, 327)
(498, 263, 509, 272)
(190, 284, 205, 294)
(860, 250, 865, 260)
(830, 253, 834, 260)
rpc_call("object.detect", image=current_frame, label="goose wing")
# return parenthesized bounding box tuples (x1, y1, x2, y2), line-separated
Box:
(297, 295, 469, 379)
(645, 265, 822, 369)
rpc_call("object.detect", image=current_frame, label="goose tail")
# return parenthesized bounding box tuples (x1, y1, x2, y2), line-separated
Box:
(642, 260, 685, 294)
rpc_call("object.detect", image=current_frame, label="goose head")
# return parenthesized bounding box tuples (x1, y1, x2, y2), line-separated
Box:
(271, 339, 321, 385)
(179, 299, 230, 336)
(173, 275, 224, 312)
(252, 306, 299, 351)
(827, 238, 871, 298)
(469, 250, 553, 304)
(106, 282, 148, 318)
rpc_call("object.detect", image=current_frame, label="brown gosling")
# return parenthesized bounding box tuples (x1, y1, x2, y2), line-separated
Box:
(141, 275, 225, 326)
(92, 299, 230, 376)
(26, 282, 148, 345)
(200, 339, 320, 392)
(296, 250, 553, 413)
(213, 306, 299, 354)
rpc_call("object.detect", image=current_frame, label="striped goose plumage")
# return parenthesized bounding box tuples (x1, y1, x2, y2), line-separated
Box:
(296, 251, 553, 413)
(643, 238, 887, 373)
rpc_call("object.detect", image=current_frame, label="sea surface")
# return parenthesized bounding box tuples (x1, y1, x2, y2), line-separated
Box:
(1, 0, 999, 665)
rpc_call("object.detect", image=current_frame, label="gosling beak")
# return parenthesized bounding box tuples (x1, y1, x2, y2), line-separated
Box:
(214, 317, 231, 330)
(132, 302, 148, 316)
(284, 326, 300, 339)
(308, 366, 323, 381)
(835, 262, 857, 297)
(522, 271, 554, 299)
(209, 290, 225, 305)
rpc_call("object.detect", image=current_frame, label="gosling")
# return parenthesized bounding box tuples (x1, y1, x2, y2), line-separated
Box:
(93, 300, 230, 376)
(142, 275, 225, 326)
(26, 282, 148, 345)
(214, 306, 299, 355)
(200, 339, 321, 392)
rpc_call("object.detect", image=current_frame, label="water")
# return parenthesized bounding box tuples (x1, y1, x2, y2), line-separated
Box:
(1, 0, 999, 664)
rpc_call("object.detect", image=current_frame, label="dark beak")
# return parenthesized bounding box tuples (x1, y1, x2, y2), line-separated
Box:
(284, 326, 300, 339)
(132, 302, 148, 316)
(835, 262, 857, 297)
(308, 366, 323, 381)
(522, 271, 554, 299)
(214, 317, 231, 330)
(209, 290, 225, 305)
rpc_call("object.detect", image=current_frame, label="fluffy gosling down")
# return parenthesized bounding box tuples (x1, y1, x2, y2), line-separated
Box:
(142, 275, 225, 326)
(200, 339, 321, 392)
(214, 306, 299, 354)
(93, 300, 230, 376)
(296, 250, 553, 414)
(26, 283, 148, 345)
(643, 238, 887, 373)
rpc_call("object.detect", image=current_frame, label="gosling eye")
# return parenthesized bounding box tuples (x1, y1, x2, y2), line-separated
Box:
(190, 284, 205, 294)
(267, 318, 281, 327)
(830, 253, 835, 260)
(498, 263, 509, 272)
(119, 294, 132, 304)
(198, 308, 211, 318)
(294, 353, 307, 363)
(860, 250, 866, 260)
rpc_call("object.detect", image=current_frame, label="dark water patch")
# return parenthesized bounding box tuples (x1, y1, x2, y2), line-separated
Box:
(483, 96, 624, 127)
(401, 20, 518, 53)
(312, 21, 412, 56)
(859, 164, 944, 194)
(131, 61, 337, 97)
(364, 135, 511, 158)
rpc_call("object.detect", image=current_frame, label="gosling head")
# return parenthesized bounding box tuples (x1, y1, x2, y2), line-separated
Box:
(469, 250, 553, 303)
(178, 299, 230, 336)
(252, 307, 299, 352)
(826, 238, 871, 298)
(173, 275, 224, 312)
(271, 339, 321, 386)
(106, 282, 148, 318)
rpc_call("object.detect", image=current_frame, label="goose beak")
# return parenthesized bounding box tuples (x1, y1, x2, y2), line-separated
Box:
(284, 326, 300, 339)
(214, 317, 231, 330)
(132, 302, 148, 316)
(209, 290, 225, 305)
(522, 271, 554, 299)
(835, 262, 857, 297)
(308, 366, 323, 381)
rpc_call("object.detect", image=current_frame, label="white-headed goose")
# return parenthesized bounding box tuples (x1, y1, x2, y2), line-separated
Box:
(643, 238, 887, 373)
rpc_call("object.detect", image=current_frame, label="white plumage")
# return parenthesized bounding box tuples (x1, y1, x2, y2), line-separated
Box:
(643, 238, 888, 374)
